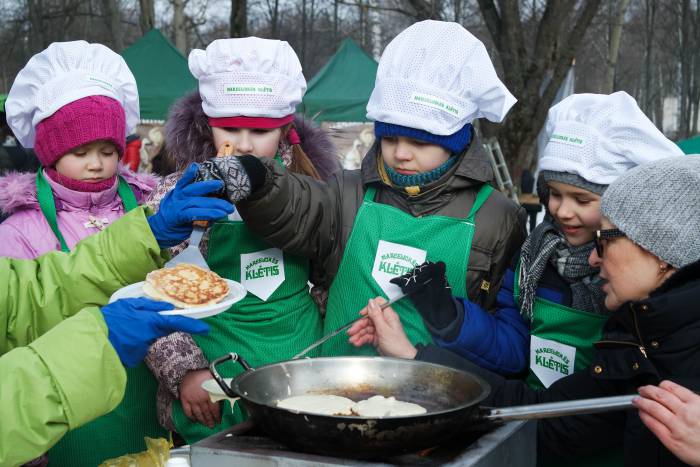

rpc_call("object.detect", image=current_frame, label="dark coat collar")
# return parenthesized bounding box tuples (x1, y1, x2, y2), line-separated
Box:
(614, 258, 700, 341)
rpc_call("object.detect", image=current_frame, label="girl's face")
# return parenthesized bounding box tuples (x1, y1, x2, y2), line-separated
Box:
(380, 136, 450, 174)
(55, 140, 119, 182)
(589, 217, 674, 311)
(212, 127, 283, 158)
(547, 181, 602, 246)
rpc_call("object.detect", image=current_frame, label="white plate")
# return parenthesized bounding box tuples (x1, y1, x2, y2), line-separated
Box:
(109, 279, 247, 319)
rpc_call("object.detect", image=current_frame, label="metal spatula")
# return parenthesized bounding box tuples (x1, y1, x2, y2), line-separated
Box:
(292, 277, 433, 359)
(163, 221, 209, 269)
(292, 293, 410, 359)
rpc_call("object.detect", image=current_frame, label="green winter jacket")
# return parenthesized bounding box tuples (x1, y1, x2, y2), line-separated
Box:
(0, 207, 166, 466)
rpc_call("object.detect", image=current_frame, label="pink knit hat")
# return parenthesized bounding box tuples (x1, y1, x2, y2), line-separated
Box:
(34, 95, 126, 167)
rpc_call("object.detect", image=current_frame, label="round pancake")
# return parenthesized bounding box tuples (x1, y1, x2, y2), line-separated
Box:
(144, 263, 229, 308)
(277, 395, 355, 416)
(351, 395, 427, 417)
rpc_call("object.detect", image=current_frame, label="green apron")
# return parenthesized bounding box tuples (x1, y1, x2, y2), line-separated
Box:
(512, 261, 608, 390)
(170, 214, 323, 444)
(514, 262, 623, 467)
(36, 169, 167, 465)
(321, 184, 493, 356)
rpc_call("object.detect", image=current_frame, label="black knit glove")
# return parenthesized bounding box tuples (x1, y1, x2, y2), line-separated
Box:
(195, 155, 267, 204)
(389, 261, 460, 333)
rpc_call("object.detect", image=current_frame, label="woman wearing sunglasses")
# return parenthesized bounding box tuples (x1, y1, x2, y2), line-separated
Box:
(351, 156, 700, 467)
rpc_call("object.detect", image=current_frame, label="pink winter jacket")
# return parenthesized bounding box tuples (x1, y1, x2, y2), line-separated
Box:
(0, 166, 159, 259)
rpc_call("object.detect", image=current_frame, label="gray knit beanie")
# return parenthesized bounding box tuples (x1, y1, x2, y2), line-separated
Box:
(541, 170, 608, 195)
(601, 156, 700, 268)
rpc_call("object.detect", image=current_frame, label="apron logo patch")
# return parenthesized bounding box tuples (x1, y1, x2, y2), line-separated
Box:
(530, 335, 576, 388)
(372, 240, 427, 300)
(244, 256, 280, 280)
(240, 247, 285, 301)
(534, 348, 570, 373)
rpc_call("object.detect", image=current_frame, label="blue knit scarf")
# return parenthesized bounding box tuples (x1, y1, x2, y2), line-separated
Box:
(384, 156, 458, 187)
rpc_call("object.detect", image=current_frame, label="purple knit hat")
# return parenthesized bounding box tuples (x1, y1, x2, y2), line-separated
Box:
(34, 95, 126, 167)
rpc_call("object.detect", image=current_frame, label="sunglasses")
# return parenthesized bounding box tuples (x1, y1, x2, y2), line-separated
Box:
(593, 228, 625, 258)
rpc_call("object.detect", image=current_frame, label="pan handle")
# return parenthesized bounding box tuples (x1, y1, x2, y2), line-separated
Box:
(481, 394, 637, 422)
(209, 353, 253, 399)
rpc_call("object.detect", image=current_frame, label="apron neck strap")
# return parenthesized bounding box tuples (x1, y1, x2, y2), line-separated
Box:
(36, 167, 70, 253)
(364, 184, 493, 219)
(465, 184, 494, 222)
(364, 185, 377, 201)
(513, 258, 523, 302)
(36, 168, 139, 252)
(117, 176, 139, 212)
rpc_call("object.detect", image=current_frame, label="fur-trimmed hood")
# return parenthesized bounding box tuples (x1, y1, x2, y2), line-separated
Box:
(164, 91, 340, 180)
(0, 164, 158, 214)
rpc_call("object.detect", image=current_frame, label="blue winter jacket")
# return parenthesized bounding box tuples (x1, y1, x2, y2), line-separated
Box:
(436, 259, 571, 375)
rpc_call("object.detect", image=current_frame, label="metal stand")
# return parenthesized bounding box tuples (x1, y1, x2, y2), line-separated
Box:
(483, 138, 518, 202)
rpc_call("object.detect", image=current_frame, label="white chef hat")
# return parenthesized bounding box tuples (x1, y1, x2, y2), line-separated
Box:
(6, 40, 139, 149)
(189, 37, 307, 119)
(539, 91, 684, 186)
(366, 20, 516, 135)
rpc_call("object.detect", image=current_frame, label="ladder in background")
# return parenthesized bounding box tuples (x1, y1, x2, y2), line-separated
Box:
(483, 138, 518, 202)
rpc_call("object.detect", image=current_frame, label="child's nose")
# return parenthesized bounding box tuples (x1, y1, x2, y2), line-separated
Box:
(235, 132, 254, 154)
(394, 140, 413, 161)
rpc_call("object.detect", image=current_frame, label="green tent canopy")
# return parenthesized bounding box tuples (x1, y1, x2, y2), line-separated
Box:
(677, 135, 700, 154)
(122, 29, 197, 122)
(0, 94, 6, 113)
(300, 38, 378, 122)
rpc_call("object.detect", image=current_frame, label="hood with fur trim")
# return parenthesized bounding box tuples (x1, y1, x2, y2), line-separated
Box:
(0, 164, 158, 214)
(163, 91, 340, 180)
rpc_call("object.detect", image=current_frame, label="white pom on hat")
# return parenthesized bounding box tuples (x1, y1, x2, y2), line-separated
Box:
(189, 37, 307, 119)
(366, 20, 516, 135)
(6, 40, 139, 149)
(538, 91, 683, 185)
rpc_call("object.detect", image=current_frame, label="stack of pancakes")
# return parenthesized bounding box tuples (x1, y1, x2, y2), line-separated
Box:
(144, 264, 229, 308)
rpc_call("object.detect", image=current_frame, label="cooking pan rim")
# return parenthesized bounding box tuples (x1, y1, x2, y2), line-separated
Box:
(228, 355, 492, 420)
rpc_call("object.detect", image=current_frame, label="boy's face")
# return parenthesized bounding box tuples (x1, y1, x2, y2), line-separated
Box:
(380, 136, 450, 175)
(212, 126, 283, 158)
(547, 181, 602, 246)
(55, 140, 119, 182)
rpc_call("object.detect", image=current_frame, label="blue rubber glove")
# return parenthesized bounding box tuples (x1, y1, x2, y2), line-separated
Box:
(101, 297, 210, 368)
(147, 163, 234, 247)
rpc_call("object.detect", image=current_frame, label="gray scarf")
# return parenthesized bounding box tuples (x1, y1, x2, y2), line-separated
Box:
(518, 219, 607, 320)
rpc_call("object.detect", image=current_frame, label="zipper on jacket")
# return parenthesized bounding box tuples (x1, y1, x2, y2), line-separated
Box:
(596, 339, 648, 358)
(631, 308, 648, 358)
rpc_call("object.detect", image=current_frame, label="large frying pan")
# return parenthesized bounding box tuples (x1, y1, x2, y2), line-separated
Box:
(210, 353, 635, 459)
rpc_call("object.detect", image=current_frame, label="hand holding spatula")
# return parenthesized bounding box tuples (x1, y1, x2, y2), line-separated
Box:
(147, 163, 233, 250)
(164, 143, 236, 269)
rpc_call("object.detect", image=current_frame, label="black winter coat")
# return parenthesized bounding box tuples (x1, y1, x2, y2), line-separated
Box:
(417, 258, 700, 467)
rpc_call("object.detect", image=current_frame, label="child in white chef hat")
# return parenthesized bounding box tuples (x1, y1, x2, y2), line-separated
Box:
(143, 37, 339, 445)
(0, 41, 157, 260)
